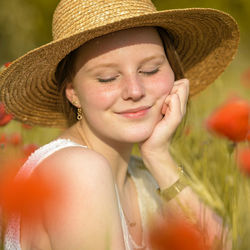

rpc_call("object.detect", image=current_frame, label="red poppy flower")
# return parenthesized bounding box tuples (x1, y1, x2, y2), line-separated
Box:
(241, 68, 250, 88)
(22, 123, 33, 130)
(4, 62, 11, 68)
(206, 98, 250, 142)
(23, 144, 39, 157)
(148, 215, 208, 250)
(0, 160, 60, 218)
(0, 103, 13, 126)
(0, 133, 8, 144)
(9, 133, 22, 146)
(237, 148, 250, 176)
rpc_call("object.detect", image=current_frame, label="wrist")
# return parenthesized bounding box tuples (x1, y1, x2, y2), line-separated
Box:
(141, 148, 172, 168)
(156, 165, 188, 202)
(142, 151, 181, 189)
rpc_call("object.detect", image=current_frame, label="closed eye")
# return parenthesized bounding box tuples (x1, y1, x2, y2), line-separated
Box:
(97, 77, 117, 83)
(139, 68, 159, 76)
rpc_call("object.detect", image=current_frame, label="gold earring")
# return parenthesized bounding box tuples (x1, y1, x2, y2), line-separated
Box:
(77, 107, 83, 121)
(72, 100, 83, 121)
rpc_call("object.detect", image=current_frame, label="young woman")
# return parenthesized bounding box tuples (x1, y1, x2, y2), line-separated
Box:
(0, 0, 239, 249)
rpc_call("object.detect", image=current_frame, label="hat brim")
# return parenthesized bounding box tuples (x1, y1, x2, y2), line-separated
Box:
(0, 8, 239, 127)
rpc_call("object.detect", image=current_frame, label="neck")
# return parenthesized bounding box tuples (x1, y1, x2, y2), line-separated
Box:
(74, 121, 134, 194)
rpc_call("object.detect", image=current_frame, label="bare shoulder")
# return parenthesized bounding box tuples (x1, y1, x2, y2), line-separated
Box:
(35, 145, 116, 213)
(36, 146, 115, 204)
(37, 145, 112, 176)
(33, 146, 125, 250)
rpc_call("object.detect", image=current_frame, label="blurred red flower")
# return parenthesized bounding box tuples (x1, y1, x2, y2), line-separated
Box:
(0, 133, 8, 144)
(9, 133, 22, 146)
(206, 98, 250, 142)
(0, 102, 13, 126)
(237, 148, 250, 176)
(184, 126, 191, 136)
(148, 215, 208, 250)
(0, 160, 60, 218)
(22, 123, 33, 130)
(241, 68, 250, 88)
(4, 62, 11, 68)
(23, 144, 39, 157)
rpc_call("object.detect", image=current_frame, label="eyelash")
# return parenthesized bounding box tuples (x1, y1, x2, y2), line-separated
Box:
(98, 77, 116, 83)
(97, 68, 159, 83)
(140, 68, 160, 75)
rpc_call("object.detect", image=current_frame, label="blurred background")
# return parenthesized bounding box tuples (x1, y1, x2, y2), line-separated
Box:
(0, 0, 249, 249)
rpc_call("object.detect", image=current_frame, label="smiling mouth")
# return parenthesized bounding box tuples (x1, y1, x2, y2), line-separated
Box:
(117, 106, 151, 118)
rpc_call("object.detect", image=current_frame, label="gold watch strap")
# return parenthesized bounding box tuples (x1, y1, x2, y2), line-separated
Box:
(156, 166, 188, 202)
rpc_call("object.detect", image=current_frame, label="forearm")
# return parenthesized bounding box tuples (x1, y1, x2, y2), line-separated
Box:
(143, 152, 232, 250)
(142, 151, 181, 190)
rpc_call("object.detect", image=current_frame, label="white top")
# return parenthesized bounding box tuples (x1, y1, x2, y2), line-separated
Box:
(3, 139, 163, 250)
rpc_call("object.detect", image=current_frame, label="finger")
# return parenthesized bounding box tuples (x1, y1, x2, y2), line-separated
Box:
(160, 94, 182, 138)
(162, 93, 182, 121)
(171, 79, 189, 108)
(170, 79, 189, 115)
(161, 94, 172, 115)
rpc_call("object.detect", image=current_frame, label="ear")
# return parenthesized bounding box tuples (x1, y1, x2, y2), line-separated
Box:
(65, 83, 80, 107)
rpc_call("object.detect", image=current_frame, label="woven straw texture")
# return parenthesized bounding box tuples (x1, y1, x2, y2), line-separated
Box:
(0, 0, 239, 127)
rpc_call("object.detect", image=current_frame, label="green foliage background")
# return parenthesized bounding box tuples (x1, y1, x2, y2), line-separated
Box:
(0, 1, 249, 250)
(0, 0, 249, 65)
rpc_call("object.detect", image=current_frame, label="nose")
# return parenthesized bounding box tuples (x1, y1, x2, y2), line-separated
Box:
(121, 75, 145, 101)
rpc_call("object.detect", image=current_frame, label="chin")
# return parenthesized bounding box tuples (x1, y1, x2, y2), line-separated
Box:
(116, 116, 162, 143)
(119, 127, 154, 144)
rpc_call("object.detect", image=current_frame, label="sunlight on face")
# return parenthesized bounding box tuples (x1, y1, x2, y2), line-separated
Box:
(66, 27, 175, 144)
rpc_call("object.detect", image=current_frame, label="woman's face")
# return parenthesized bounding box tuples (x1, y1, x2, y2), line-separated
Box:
(66, 27, 175, 143)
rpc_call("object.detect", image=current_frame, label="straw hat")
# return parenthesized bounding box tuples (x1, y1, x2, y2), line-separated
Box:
(0, 0, 239, 128)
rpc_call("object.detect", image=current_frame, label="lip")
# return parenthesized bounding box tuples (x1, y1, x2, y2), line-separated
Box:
(116, 106, 151, 118)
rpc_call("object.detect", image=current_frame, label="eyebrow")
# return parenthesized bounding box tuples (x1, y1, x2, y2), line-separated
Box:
(85, 63, 118, 73)
(85, 54, 165, 73)
(139, 54, 166, 65)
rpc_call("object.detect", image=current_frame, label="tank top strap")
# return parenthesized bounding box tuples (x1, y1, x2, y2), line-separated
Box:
(114, 184, 134, 250)
(128, 156, 163, 230)
(16, 138, 87, 179)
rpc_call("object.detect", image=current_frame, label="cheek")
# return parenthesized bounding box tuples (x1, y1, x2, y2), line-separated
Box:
(148, 73, 174, 99)
(82, 87, 118, 111)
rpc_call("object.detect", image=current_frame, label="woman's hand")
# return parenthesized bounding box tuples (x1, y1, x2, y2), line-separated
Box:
(139, 78, 189, 165)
